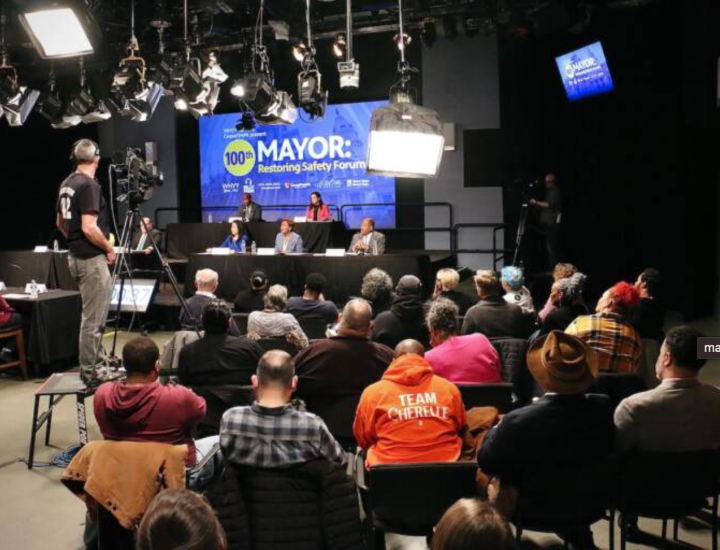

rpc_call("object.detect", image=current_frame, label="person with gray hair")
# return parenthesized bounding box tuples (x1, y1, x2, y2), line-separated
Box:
(372, 275, 430, 349)
(539, 272, 589, 335)
(247, 285, 309, 348)
(361, 268, 394, 318)
(56, 138, 114, 382)
(180, 268, 222, 331)
(426, 298, 502, 384)
(293, 298, 395, 443)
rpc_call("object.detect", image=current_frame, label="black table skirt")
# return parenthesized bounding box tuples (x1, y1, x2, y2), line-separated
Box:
(3, 287, 81, 368)
(0, 251, 56, 287)
(185, 253, 433, 305)
(166, 222, 347, 258)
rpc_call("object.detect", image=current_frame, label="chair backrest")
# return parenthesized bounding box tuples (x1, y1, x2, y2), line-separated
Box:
(233, 313, 250, 335)
(618, 450, 720, 515)
(188, 385, 255, 437)
(515, 458, 615, 526)
(297, 317, 329, 339)
(489, 337, 527, 383)
(457, 383, 514, 413)
(304, 394, 360, 443)
(256, 337, 301, 357)
(591, 373, 647, 409)
(366, 462, 478, 536)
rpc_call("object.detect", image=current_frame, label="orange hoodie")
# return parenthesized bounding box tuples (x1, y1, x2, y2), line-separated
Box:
(354, 353, 466, 467)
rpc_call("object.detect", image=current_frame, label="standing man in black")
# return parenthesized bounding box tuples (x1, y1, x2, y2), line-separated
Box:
(530, 173, 562, 269)
(238, 193, 262, 222)
(56, 139, 115, 382)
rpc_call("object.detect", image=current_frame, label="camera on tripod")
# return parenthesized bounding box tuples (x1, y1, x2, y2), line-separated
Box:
(111, 144, 163, 207)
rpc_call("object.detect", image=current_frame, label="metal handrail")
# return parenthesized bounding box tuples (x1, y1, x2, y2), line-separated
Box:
(453, 222, 513, 268)
(154, 204, 341, 228)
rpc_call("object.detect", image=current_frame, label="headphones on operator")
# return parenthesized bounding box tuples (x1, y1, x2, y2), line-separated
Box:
(70, 139, 101, 164)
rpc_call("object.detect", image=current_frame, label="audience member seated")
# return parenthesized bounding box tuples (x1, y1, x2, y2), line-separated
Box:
(539, 272, 588, 336)
(219, 220, 248, 253)
(478, 332, 614, 546)
(233, 269, 269, 314)
(132, 216, 162, 255)
(615, 326, 720, 453)
(565, 281, 641, 373)
(180, 268, 219, 331)
(284, 272, 339, 324)
(178, 300, 263, 387)
(247, 284, 309, 348)
(426, 298, 502, 385)
(431, 499, 516, 550)
(429, 268, 475, 316)
(220, 352, 363, 550)
(354, 339, 466, 467)
(293, 299, 395, 435)
(274, 218, 303, 254)
(0, 295, 23, 363)
(628, 268, 665, 342)
(538, 263, 579, 322)
(462, 270, 526, 339)
(220, 350, 346, 468)
(137, 490, 227, 550)
(94, 337, 207, 465)
(501, 266, 535, 315)
(372, 275, 431, 349)
(361, 268, 394, 318)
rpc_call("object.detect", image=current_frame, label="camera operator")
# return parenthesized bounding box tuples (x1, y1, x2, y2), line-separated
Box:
(530, 173, 562, 268)
(57, 139, 115, 381)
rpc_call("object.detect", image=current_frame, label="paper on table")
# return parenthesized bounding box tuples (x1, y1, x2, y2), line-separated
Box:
(2, 293, 31, 299)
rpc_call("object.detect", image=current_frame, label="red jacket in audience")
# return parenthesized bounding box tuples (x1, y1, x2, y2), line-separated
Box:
(94, 380, 206, 465)
(354, 353, 466, 467)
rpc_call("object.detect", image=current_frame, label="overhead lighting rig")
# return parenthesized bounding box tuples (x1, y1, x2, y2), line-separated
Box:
(337, 0, 359, 90)
(297, 0, 328, 120)
(366, 0, 445, 178)
(231, 0, 297, 128)
(0, 10, 39, 127)
(108, 1, 164, 122)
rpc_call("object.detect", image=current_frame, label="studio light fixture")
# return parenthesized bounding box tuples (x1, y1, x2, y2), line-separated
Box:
(18, 1, 98, 59)
(108, 2, 163, 122)
(297, 0, 328, 120)
(337, 0, 359, 90)
(366, 0, 444, 178)
(233, 0, 297, 127)
(0, 11, 40, 127)
(292, 42, 308, 64)
(62, 57, 107, 126)
(169, 0, 227, 118)
(36, 66, 72, 128)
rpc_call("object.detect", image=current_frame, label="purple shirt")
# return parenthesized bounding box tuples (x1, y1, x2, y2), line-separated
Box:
(426, 333, 502, 385)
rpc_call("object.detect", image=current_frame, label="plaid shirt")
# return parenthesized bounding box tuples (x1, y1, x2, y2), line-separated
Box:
(565, 312, 641, 373)
(220, 402, 347, 469)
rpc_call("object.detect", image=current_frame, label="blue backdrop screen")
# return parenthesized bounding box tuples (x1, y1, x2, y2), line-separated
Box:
(555, 42, 614, 101)
(199, 100, 396, 228)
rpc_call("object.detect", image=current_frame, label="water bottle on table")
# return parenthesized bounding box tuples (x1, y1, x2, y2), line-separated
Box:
(251, 241, 257, 255)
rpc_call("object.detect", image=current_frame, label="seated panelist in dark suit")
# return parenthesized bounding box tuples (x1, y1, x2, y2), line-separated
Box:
(132, 217, 162, 255)
(348, 217, 386, 255)
(238, 192, 262, 222)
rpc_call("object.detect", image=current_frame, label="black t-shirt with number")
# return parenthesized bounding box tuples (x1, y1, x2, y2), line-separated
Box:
(57, 172, 110, 258)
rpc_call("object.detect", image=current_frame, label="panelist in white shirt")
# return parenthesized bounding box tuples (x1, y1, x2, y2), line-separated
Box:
(274, 219, 304, 254)
(348, 217, 386, 255)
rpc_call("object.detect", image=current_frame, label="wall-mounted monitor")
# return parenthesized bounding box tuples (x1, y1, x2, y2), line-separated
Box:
(555, 41, 614, 101)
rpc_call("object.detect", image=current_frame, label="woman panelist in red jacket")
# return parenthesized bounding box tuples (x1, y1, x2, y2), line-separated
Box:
(305, 192, 332, 222)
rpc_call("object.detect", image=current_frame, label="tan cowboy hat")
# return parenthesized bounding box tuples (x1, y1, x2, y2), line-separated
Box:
(527, 331, 599, 395)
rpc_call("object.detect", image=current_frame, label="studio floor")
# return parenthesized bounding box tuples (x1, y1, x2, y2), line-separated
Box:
(1, 320, 719, 550)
